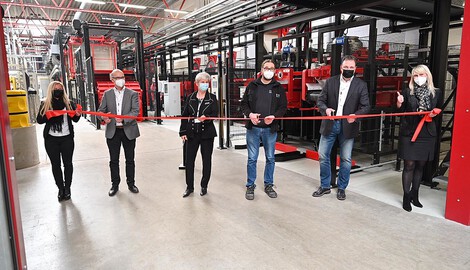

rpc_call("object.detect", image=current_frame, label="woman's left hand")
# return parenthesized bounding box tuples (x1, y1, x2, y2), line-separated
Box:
(75, 110, 81, 116)
(429, 112, 437, 118)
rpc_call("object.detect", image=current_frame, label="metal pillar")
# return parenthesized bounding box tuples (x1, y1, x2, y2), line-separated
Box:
(445, 0, 470, 226)
(0, 7, 27, 269)
(187, 35, 194, 93)
(154, 54, 162, 124)
(117, 41, 123, 70)
(255, 26, 266, 74)
(226, 33, 234, 148)
(135, 26, 148, 117)
(58, 29, 67, 92)
(424, 0, 451, 186)
(218, 36, 226, 149)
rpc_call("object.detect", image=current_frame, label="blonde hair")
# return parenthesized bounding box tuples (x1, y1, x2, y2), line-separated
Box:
(409, 64, 436, 97)
(39, 81, 72, 115)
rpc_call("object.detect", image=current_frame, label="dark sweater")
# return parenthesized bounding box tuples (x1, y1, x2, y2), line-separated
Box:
(240, 77, 287, 132)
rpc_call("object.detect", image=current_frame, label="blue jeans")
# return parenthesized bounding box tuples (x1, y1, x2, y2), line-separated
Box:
(246, 127, 277, 187)
(318, 120, 354, 190)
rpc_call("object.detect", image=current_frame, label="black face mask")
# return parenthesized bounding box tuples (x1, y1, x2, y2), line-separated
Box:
(53, 90, 64, 99)
(342, 69, 354, 79)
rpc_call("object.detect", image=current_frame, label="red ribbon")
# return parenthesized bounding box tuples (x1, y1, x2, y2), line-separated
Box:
(411, 108, 442, 142)
(46, 107, 439, 140)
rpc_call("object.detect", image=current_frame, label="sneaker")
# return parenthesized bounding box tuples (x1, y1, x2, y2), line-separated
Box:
(245, 185, 255, 200)
(337, 189, 346, 200)
(312, 186, 331, 197)
(264, 184, 277, 198)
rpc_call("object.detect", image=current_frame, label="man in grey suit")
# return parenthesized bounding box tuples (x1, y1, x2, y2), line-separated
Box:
(98, 69, 141, 196)
(312, 55, 370, 200)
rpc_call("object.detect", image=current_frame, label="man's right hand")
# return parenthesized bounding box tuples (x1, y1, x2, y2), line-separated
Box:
(102, 112, 112, 124)
(325, 108, 335, 117)
(249, 113, 261, 125)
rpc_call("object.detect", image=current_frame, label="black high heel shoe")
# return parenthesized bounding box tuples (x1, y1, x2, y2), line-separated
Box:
(200, 188, 207, 196)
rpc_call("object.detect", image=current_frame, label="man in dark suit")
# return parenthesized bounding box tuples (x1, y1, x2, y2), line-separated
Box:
(98, 69, 141, 196)
(312, 55, 370, 200)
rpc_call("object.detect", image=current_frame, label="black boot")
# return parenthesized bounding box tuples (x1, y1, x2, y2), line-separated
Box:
(410, 190, 423, 208)
(403, 193, 412, 212)
(58, 189, 65, 202)
(64, 186, 71, 201)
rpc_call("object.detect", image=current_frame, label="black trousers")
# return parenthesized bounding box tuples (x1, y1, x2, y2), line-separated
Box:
(45, 134, 74, 190)
(185, 134, 214, 190)
(106, 128, 136, 187)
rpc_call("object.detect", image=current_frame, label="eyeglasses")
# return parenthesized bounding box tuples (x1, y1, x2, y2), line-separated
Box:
(263, 68, 275, 71)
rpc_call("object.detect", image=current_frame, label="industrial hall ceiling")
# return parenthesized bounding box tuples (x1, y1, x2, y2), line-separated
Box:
(0, 0, 466, 55)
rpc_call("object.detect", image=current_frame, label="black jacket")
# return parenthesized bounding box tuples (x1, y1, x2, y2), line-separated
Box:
(179, 91, 218, 139)
(240, 77, 287, 133)
(317, 75, 370, 139)
(36, 101, 81, 138)
(397, 88, 440, 137)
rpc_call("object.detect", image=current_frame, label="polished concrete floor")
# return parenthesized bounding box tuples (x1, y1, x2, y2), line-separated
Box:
(15, 119, 470, 269)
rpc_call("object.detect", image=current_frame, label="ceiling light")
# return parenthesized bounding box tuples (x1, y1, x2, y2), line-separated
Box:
(164, 9, 189, 14)
(119, 3, 147, 10)
(75, 0, 106, 5)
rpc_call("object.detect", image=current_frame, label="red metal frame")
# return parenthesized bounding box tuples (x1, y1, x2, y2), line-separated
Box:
(0, 11, 27, 269)
(445, 3, 470, 225)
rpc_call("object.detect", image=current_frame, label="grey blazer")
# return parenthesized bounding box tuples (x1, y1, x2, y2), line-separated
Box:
(97, 87, 140, 140)
(317, 75, 370, 139)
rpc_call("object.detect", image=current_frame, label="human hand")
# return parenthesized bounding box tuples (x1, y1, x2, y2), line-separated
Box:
(198, 115, 207, 122)
(264, 115, 275, 125)
(249, 113, 261, 125)
(75, 110, 81, 116)
(326, 108, 335, 117)
(102, 112, 112, 124)
(396, 91, 404, 107)
(347, 114, 356, 123)
(181, 135, 187, 141)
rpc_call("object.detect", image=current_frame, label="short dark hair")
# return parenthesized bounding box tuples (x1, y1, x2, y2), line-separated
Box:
(341, 55, 357, 65)
(261, 59, 275, 69)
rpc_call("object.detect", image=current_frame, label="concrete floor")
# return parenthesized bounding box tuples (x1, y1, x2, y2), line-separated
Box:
(15, 119, 470, 269)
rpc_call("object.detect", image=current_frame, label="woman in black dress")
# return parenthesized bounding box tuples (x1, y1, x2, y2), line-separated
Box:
(179, 72, 219, 197)
(396, 65, 440, 212)
(37, 81, 81, 201)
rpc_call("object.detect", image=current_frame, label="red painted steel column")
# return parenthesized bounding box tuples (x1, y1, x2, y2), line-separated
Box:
(0, 7, 27, 268)
(445, 4, 470, 225)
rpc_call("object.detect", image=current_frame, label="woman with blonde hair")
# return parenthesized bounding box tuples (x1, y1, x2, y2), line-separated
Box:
(396, 65, 440, 212)
(37, 81, 81, 201)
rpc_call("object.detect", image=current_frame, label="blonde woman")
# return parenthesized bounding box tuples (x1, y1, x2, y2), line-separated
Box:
(396, 65, 440, 212)
(37, 81, 81, 202)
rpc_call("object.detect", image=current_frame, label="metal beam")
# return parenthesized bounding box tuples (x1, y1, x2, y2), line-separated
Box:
(0, 2, 193, 22)
(261, 0, 394, 32)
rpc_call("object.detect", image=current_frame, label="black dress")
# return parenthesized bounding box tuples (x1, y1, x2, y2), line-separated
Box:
(398, 87, 440, 161)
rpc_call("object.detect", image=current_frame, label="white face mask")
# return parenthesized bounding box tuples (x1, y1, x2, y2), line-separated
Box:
(263, 70, 274, 80)
(414, 76, 427, 86)
(115, 79, 125, 88)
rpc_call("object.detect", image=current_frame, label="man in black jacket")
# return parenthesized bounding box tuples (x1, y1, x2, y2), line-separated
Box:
(312, 55, 370, 200)
(241, 59, 287, 200)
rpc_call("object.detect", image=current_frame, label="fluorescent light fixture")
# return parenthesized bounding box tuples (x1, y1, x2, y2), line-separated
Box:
(75, 0, 106, 4)
(119, 3, 147, 9)
(164, 9, 189, 14)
